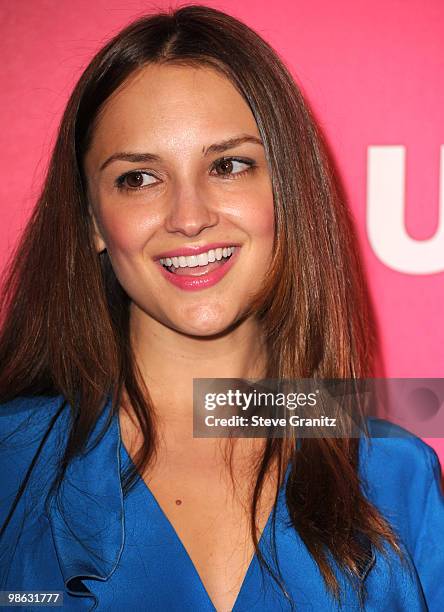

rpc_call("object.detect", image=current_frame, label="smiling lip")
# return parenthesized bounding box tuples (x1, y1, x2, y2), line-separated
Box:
(154, 242, 240, 260)
(157, 246, 240, 291)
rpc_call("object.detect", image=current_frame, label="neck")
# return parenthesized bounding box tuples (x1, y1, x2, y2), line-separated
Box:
(128, 303, 267, 421)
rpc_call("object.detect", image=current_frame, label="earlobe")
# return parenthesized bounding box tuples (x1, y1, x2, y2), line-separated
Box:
(89, 207, 107, 254)
(94, 233, 107, 254)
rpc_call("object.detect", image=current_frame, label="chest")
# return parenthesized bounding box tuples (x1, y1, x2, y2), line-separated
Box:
(138, 461, 277, 612)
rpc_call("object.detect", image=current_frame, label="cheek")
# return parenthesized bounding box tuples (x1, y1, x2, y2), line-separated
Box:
(97, 206, 159, 257)
(254, 199, 275, 240)
(234, 192, 275, 245)
(225, 177, 275, 239)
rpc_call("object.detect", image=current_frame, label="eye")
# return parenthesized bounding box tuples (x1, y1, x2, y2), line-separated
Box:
(116, 171, 157, 191)
(211, 157, 255, 178)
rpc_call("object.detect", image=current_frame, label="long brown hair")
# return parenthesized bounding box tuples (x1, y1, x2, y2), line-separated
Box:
(0, 5, 403, 607)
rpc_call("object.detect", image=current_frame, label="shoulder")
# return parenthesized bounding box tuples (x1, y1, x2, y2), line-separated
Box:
(0, 394, 70, 528)
(0, 393, 71, 468)
(359, 417, 444, 556)
(1, 392, 67, 421)
(360, 416, 441, 484)
(0, 393, 67, 426)
(0, 394, 69, 457)
(361, 419, 444, 608)
(0, 393, 70, 443)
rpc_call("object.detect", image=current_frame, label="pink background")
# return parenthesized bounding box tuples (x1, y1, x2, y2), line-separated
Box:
(1, 1, 443, 462)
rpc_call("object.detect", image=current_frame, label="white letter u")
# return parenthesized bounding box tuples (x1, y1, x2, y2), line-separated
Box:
(367, 146, 444, 274)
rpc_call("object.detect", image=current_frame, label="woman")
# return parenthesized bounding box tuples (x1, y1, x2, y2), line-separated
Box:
(0, 5, 443, 611)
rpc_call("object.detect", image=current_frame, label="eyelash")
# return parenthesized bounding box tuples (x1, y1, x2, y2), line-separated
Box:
(114, 156, 257, 193)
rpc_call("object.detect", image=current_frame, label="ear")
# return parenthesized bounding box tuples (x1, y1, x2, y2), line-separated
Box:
(88, 206, 107, 254)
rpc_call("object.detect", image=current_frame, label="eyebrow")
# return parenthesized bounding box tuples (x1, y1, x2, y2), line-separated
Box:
(99, 134, 263, 172)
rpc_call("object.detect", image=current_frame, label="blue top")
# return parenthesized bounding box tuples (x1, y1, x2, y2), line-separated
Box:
(1, 394, 443, 611)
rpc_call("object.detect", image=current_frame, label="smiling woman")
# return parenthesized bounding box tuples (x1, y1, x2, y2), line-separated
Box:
(85, 63, 275, 335)
(0, 5, 443, 612)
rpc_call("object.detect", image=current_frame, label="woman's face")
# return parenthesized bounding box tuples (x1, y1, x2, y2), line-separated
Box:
(85, 63, 275, 337)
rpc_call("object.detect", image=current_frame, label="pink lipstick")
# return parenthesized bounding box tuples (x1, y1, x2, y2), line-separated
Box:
(156, 244, 240, 291)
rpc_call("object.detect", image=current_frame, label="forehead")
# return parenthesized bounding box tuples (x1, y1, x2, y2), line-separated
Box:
(87, 63, 260, 159)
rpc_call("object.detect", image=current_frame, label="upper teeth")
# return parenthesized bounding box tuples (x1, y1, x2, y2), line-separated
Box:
(159, 246, 236, 268)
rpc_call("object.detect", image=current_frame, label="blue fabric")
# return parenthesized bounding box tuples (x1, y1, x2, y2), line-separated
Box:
(1, 394, 443, 611)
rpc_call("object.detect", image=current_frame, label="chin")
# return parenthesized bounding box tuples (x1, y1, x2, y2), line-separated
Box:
(172, 303, 241, 338)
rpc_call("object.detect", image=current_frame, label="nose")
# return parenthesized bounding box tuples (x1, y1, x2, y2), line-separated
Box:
(164, 182, 219, 237)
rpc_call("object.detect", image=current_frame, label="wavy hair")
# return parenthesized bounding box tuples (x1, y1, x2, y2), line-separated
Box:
(0, 5, 403, 607)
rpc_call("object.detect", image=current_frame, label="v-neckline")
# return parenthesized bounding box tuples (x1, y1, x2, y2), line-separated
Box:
(119, 438, 288, 612)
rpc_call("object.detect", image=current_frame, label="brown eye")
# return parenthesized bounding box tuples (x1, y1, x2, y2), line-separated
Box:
(212, 158, 253, 178)
(117, 171, 155, 191)
(215, 159, 234, 175)
(126, 172, 147, 187)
